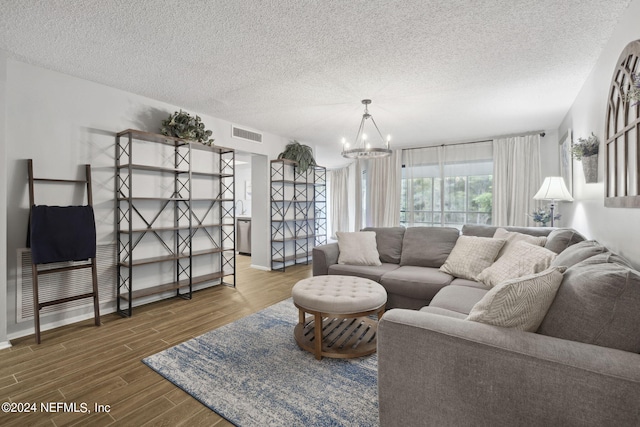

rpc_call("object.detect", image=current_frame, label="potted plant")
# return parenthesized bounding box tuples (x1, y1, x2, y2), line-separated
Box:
(571, 132, 599, 183)
(277, 140, 317, 173)
(160, 110, 215, 146)
(623, 72, 640, 106)
(528, 208, 561, 227)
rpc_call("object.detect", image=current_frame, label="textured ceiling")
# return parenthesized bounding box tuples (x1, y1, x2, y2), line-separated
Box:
(0, 0, 632, 167)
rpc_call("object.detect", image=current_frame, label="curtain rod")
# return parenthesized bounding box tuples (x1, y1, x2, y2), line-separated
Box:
(401, 130, 546, 151)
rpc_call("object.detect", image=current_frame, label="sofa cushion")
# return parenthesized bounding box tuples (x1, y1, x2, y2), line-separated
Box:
(362, 227, 405, 264)
(328, 263, 399, 282)
(399, 227, 459, 268)
(550, 240, 608, 268)
(538, 257, 640, 352)
(467, 267, 565, 331)
(544, 228, 586, 254)
(449, 278, 490, 289)
(476, 241, 556, 288)
(380, 266, 454, 303)
(439, 236, 505, 281)
(493, 228, 547, 258)
(336, 231, 381, 266)
(428, 285, 489, 315)
(419, 306, 467, 319)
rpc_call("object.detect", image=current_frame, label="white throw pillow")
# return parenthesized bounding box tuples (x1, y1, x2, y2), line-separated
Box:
(477, 240, 557, 287)
(466, 266, 566, 332)
(336, 231, 382, 266)
(439, 236, 505, 281)
(493, 228, 547, 258)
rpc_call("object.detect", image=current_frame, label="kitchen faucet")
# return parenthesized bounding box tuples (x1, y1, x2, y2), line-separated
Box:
(235, 200, 247, 215)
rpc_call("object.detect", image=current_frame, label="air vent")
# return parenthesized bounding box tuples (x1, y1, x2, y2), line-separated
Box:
(232, 125, 263, 143)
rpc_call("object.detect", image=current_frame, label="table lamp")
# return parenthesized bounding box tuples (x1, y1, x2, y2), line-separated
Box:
(533, 177, 574, 227)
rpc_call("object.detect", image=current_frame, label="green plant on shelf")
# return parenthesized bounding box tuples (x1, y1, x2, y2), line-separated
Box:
(160, 110, 215, 146)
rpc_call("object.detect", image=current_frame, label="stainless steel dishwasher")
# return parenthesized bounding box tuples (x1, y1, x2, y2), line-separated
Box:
(237, 217, 251, 255)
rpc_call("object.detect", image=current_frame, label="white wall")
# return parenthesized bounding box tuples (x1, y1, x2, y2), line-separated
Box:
(0, 51, 9, 348)
(3, 57, 288, 339)
(558, 0, 640, 268)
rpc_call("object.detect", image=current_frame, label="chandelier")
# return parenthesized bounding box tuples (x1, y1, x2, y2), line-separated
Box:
(341, 99, 392, 159)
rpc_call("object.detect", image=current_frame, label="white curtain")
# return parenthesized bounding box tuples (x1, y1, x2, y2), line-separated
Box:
(493, 135, 541, 226)
(367, 149, 402, 227)
(329, 168, 349, 238)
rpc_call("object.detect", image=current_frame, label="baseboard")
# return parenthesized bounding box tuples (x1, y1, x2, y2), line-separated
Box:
(0, 341, 12, 350)
(250, 264, 271, 271)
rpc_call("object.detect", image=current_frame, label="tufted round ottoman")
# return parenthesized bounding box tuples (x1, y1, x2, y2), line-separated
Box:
(292, 275, 387, 360)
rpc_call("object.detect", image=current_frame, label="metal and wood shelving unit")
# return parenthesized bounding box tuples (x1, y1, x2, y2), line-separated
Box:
(116, 129, 235, 317)
(270, 159, 326, 271)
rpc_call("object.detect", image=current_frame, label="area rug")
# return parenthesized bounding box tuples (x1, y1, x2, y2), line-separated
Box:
(143, 298, 379, 426)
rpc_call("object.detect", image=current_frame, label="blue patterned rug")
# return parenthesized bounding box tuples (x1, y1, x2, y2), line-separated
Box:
(143, 298, 379, 426)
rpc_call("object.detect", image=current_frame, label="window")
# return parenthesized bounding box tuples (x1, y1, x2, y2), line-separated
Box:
(401, 143, 493, 229)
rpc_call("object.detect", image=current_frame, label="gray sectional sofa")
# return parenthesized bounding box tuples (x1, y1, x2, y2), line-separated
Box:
(312, 225, 640, 426)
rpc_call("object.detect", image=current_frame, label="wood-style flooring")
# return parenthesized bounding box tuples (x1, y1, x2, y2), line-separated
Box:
(0, 256, 312, 426)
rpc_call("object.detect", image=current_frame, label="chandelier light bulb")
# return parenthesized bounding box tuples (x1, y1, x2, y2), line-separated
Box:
(362, 133, 367, 141)
(341, 137, 346, 145)
(366, 143, 371, 150)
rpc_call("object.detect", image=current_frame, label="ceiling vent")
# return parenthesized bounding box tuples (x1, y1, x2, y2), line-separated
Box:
(232, 125, 263, 143)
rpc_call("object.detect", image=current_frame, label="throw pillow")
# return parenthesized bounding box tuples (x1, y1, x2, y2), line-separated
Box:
(544, 228, 586, 254)
(538, 258, 640, 352)
(550, 240, 608, 268)
(493, 228, 547, 258)
(477, 240, 556, 287)
(399, 227, 460, 268)
(361, 227, 405, 264)
(467, 266, 566, 332)
(439, 236, 505, 281)
(336, 231, 382, 266)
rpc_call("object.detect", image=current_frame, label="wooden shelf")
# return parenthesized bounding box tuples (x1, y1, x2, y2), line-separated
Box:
(119, 223, 226, 234)
(189, 142, 234, 154)
(119, 248, 232, 268)
(117, 129, 187, 146)
(118, 197, 189, 201)
(192, 170, 233, 178)
(272, 235, 317, 243)
(119, 281, 191, 301)
(118, 270, 234, 301)
(272, 252, 312, 263)
(191, 198, 234, 202)
(117, 163, 187, 174)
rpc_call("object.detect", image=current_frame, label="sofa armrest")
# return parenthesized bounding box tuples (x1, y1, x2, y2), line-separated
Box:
(312, 243, 339, 276)
(378, 309, 640, 427)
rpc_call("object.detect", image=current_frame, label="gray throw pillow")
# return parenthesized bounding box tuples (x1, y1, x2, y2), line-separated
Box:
(538, 258, 640, 352)
(399, 227, 460, 268)
(544, 228, 586, 254)
(551, 240, 608, 268)
(362, 227, 405, 264)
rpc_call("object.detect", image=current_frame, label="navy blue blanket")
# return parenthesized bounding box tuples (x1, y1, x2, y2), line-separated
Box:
(29, 205, 96, 265)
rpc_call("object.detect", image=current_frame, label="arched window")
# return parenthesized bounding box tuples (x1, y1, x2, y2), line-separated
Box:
(605, 40, 640, 207)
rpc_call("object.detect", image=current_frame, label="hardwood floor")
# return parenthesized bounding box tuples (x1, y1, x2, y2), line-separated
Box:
(0, 256, 312, 426)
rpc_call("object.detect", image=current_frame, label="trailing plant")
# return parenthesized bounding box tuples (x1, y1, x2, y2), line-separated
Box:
(571, 132, 599, 161)
(622, 72, 640, 106)
(160, 110, 215, 146)
(277, 140, 317, 173)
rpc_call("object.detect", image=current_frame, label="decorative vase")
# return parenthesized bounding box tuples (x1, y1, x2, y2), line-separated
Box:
(582, 155, 598, 183)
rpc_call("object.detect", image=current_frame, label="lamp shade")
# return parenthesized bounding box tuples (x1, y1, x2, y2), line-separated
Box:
(533, 177, 574, 201)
